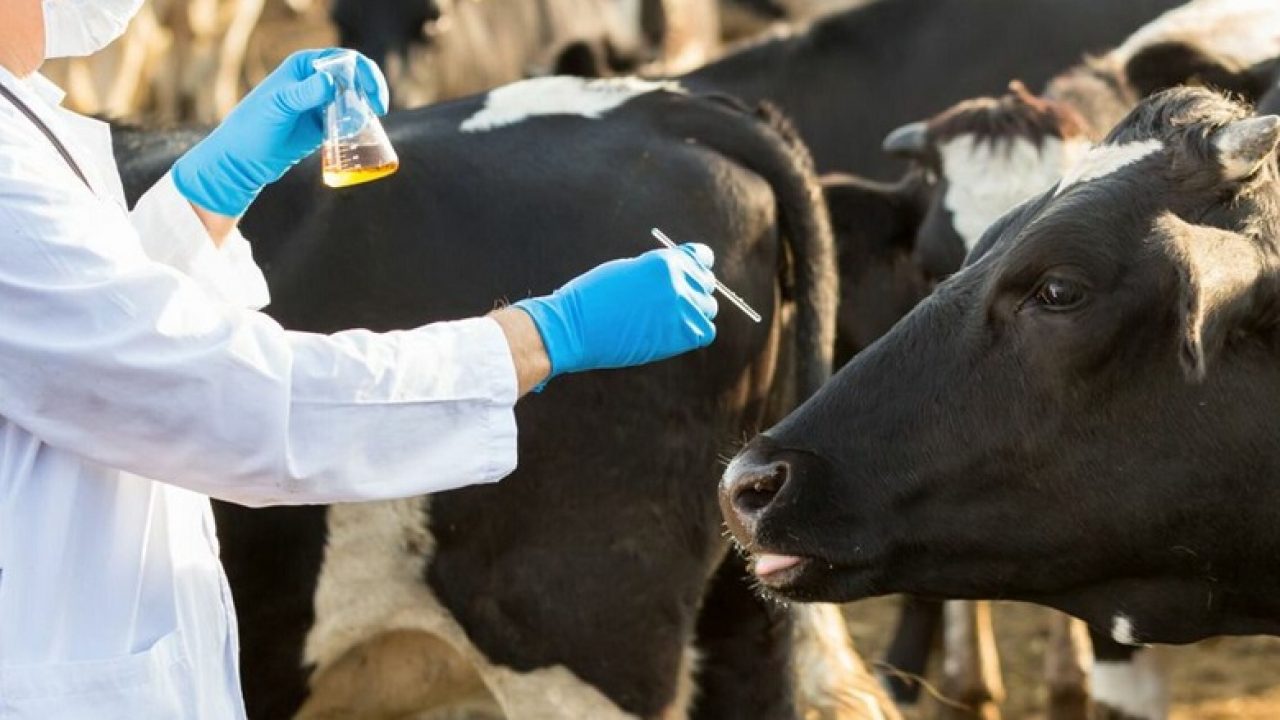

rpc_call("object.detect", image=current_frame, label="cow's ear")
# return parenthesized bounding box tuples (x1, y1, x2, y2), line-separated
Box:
(882, 121, 929, 160)
(1125, 41, 1275, 101)
(1212, 115, 1280, 181)
(1157, 213, 1270, 381)
(821, 171, 927, 253)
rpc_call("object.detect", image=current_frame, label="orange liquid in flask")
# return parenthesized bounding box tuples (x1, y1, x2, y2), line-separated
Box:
(314, 50, 400, 189)
(322, 142, 399, 188)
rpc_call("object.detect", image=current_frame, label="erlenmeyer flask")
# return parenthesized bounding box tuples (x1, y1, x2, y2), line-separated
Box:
(313, 51, 399, 188)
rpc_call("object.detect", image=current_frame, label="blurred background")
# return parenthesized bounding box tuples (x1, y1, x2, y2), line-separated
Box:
(848, 598, 1280, 720)
(42, 0, 866, 124)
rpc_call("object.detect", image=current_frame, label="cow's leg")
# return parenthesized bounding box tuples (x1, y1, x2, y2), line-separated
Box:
(1089, 629, 1170, 720)
(187, 0, 222, 122)
(214, 0, 266, 118)
(879, 596, 943, 705)
(689, 551, 795, 719)
(151, 0, 186, 122)
(656, 0, 721, 73)
(791, 604, 903, 720)
(107, 12, 159, 119)
(1043, 613, 1092, 720)
(938, 600, 1004, 720)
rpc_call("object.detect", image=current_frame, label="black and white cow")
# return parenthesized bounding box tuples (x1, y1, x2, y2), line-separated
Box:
(692, 0, 1233, 370)
(117, 78, 891, 720)
(822, 0, 1280, 365)
(684, 0, 1188, 181)
(879, 0, 1280, 289)
(722, 83, 1280, 650)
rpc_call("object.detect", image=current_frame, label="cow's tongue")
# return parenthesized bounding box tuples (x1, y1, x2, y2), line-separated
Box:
(754, 553, 802, 577)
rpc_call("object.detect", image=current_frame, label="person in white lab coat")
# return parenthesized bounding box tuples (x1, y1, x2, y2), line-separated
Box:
(0, 2, 721, 717)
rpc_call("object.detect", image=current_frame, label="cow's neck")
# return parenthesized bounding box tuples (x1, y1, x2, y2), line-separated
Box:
(1204, 426, 1280, 633)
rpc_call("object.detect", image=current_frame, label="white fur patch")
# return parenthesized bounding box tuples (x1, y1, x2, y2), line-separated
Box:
(1110, 613, 1139, 646)
(306, 499, 644, 719)
(1055, 140, 1164, 196)
(1113, 0, 1280, 70)
(460, 76, 685, 133)
(939, 134, 1090, 250)
(1091, 649, 1171, 720)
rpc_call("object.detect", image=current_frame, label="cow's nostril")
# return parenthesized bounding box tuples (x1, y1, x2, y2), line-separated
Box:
(731, 463, 789, 517)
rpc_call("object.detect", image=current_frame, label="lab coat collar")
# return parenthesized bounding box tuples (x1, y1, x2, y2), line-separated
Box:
(28, 73, 69, 106)
(0, 65, 126, 207)
(0, 65, 67, 108)
(0, 64, 64, 110)
(57, 108, 128, 207)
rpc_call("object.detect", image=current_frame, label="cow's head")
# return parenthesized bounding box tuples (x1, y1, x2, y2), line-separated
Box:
(723, 88, 1280, 644)
(883, 82, 1093, 280)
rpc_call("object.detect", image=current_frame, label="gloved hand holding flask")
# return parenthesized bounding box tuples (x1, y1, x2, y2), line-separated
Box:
(172, 49, 390, 217)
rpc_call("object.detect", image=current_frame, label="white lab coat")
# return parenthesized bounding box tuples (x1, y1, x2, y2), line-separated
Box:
(0, 66, 519, 719)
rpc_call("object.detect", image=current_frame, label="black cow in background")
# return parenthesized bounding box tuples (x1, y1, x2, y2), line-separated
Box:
(684, 0, 1187, 181)
(332, 0, 1186, 175)
(810, 0, 1280, 364)
(115, 80, 864, 719)
(822, 0, 1280, 405)
(879, 0, 1280, 286)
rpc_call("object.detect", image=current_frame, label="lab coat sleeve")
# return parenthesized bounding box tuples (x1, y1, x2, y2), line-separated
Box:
(0, 157, 520, 508)
(130, 171, 271, 310)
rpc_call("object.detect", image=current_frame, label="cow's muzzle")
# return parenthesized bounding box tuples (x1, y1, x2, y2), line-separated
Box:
(721, 455, 791, 541)
(720, 435, 812, 547)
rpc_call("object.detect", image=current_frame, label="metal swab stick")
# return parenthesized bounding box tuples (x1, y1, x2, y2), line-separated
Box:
(651, 228, 762, 323)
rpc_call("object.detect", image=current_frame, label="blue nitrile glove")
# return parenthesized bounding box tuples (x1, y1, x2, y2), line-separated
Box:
(515, 244, 720, 382)
(172, 49, 390, 217)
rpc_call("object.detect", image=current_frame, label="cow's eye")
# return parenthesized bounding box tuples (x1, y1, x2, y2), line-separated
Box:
(1028, 277, 1087, 311)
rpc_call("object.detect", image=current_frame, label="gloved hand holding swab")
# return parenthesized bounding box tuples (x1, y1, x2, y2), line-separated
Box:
(651, 228, 762, 323)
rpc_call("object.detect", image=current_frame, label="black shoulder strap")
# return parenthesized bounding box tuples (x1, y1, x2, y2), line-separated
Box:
(0, 81, 94, 191)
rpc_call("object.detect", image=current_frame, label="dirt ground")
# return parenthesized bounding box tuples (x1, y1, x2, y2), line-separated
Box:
(843, 597, 1280, 719)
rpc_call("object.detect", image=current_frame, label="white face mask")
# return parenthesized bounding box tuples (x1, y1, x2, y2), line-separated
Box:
(43, 0, 146, 60)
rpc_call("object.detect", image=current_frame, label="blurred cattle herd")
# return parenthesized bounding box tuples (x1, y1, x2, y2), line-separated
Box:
(45, 0, 862, 123)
